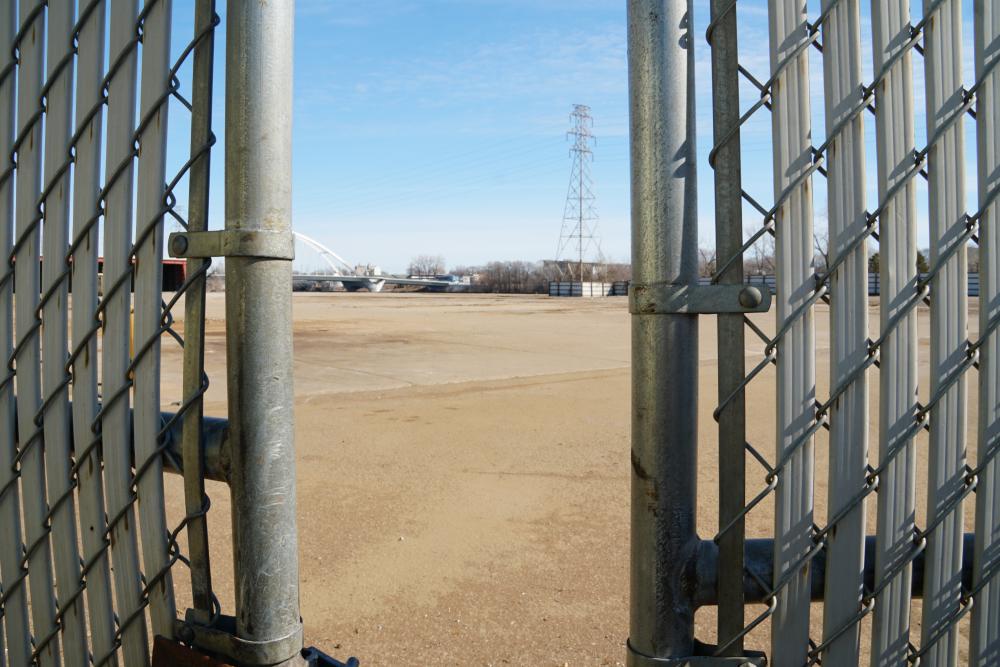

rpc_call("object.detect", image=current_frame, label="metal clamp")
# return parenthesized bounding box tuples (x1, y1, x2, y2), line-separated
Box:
(627, 640, 766, 666)
(177, 614, 303, 666)
(169, 230, 295, 260)
(629, 283, 771, 315)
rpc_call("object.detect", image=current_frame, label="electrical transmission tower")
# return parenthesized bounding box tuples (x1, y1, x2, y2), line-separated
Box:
(556, 104, 600, 282)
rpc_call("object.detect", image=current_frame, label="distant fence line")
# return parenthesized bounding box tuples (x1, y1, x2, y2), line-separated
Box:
(548, 281, 630, 297)
(549, 276, 985, 299)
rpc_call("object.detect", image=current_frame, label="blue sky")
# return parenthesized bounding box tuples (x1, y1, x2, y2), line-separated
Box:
(166, 1, 982, 274)
(288, 0, 632, 273)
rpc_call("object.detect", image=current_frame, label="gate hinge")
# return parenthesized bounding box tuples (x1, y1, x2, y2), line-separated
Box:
(176, 613, 303, 666)
(169, 230, 295, 260)
(629, 283, 771, 315)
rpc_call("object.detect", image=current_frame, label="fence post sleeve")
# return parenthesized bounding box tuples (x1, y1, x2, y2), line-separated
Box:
(225, 1, 303, 664)
(626, 0, 700, 662)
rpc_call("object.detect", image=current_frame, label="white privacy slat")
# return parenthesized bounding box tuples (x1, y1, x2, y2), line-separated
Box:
(971, 1, 1000, 665)
(921, 1, 967, 664)
(103, 0, 150, 663)
(767, 2, 816, 664)
(819, 0, 868, 662)
(0, 4, 29, 666)
(134, 0, 176, 637)
(870, 1, 919, 663)
(13, 2, 60, 664)
(69, 1, 119, 664)
(41, 1, 87, 665)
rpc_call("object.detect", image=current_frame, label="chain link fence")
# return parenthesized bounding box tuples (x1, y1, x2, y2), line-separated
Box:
(0, 1, 220, 664)
(628, 0, 1000, 665)
(0, 2, 341, 666)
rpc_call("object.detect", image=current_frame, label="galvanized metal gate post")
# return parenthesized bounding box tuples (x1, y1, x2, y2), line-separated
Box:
(225, 1, 303, 665)
(626, 0, 700, 662)
(626, 4, 773, 663)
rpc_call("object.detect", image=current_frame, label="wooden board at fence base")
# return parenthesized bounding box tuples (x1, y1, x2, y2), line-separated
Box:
(151, 636, 235, 667)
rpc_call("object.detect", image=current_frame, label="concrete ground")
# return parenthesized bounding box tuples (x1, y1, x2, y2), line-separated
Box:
(161, 292, 980, 665)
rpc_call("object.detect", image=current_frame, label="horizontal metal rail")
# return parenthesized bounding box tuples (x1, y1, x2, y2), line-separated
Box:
(693, 534, 976, 607)
(41, 404, 232, 485)
(160, 415, 230, 484)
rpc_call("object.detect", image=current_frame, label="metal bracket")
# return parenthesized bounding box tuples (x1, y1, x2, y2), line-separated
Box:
(177, 613, 303, 666)
(627, 640, 766, 667)
(629, 283, 771, 315)
(169, 230, 295, 260)
(302, 647, 360, 667)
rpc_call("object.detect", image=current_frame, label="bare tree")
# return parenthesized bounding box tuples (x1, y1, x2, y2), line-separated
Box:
(476, 261, 534, 293)
(744, 226, 775, 275)
(408, 254, 446, 277)
(917, 250, 930, 273)
(813, 229, 830, 275)
(869, 250, 931, 274)
(450, 265, 473, 276)
(604, 262, 632, 282)
(450, 258, 632, 294)
(968, 245, 980, 274)
(698, 247, 717, 278)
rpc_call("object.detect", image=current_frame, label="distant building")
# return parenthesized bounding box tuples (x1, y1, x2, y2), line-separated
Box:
(27, 257, 187, 293)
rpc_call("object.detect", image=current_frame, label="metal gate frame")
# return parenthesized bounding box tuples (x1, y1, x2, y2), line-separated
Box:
(626, 0, 1000, 665)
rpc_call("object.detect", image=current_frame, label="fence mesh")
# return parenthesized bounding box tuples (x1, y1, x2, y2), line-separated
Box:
(705, 0, 999, 664)
(0, 1, 220, 665)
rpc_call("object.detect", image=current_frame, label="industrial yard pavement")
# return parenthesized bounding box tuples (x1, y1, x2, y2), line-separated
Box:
(161, 293, 975, 665)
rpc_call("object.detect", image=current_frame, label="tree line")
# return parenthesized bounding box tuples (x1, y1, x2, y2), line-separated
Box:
(408, 255, 632, 293)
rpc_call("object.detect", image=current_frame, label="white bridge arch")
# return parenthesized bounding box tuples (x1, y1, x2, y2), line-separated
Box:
(292, 232, 459, 293)
(292, 231, 387, 292)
